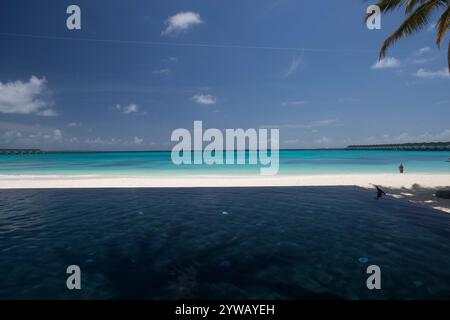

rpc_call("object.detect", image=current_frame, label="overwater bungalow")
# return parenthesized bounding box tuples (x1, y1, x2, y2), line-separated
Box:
(0, 149, 43, 155)
(346, 142, 450, 151)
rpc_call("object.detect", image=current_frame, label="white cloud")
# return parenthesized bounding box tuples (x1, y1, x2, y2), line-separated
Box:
(162, 12, 203, 36)
(281, 100, 307, 107)
(39, 109, 58, 116)
(407, 47, 436, 65)
(84, 137, 115, 146)
(192, 94, 217, 105)
(371, 57, 401, 69)
(338, 97, 361, 103)
(83, 137, 144, 148)
(2, 125, 64, 144)
(153, 68, 172, 76)
(0, 121, 155, 149)
(134, 136, 144, 145)
(285, 55, 303, 77)
(414, 47, 431, 56)
(283, 138, 300, 145)
(164, 57, 178, 62)
(261, 119, 338, 129)
(356, 129, 450, 145)
(419, 129, 450, 141)
(0, 76, 57, 116)
(414, 67, 449, 79)
(114, 103, 139, 114)
(52, 129, 62, 140)
(435, 99, 450, 106)
(68, 122, 82, 127)
(408, 57, 435, 65)
(311, 119, 337, 127)
(314, 136, 332, 145)
(123, 104, 139, 114)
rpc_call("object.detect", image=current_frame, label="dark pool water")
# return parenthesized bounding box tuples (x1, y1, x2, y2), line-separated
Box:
(1, 187, 450, 299)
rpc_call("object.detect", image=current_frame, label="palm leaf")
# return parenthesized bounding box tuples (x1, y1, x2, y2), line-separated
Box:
(379, 0, 446, 59)
(365, 0, 406, 22)
(405, 0, 429, 13)
(377, 0, 408, 12)
(436, 5, 450, 46)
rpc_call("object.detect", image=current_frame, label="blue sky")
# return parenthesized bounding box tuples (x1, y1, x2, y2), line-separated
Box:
(0, 0, 449, 150)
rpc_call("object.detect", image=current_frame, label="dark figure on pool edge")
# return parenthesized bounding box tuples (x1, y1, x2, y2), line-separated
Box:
(374, 185, 386, 199)
(399, 163, 404, 173)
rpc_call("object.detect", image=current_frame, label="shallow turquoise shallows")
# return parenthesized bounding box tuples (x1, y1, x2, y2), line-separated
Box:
(0, 150, 449, 176)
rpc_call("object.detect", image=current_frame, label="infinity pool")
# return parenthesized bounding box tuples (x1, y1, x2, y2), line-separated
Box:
(1, 187, 450, 299)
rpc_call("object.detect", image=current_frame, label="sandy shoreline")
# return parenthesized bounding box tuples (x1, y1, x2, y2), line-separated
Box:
(1, 173, 449, 189)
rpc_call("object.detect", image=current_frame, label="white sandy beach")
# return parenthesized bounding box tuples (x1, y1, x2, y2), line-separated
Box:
(1, 173, 449, 189)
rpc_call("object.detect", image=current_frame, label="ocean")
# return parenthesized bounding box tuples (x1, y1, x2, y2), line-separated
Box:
(1, 187, 450, 299)
(0, 150, 449, 176)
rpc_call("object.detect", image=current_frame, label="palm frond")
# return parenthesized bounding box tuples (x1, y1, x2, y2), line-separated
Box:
(377, 0, 408, 12)
(447, 41, 450, 72)
(365, 0, 406, 22)
(380, 0, 446, 59)
(405, 0, 429, 13)
(436, 5, 450, 46)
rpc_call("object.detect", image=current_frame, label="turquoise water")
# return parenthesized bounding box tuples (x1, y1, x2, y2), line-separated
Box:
(0, 150, 449, 176)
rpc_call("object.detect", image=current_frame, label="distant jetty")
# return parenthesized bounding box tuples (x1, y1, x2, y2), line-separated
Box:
(0, 149, 43, 155)
(347, 142, 450, 151)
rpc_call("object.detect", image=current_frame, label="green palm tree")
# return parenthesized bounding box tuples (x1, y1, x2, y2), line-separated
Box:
(367, 0, 450, 71)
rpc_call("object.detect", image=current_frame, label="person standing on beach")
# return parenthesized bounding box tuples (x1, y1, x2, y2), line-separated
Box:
(399, 163, 404, 174)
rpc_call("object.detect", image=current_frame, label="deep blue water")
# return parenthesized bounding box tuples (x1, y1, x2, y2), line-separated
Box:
(1, 187, 450, 299)
(0, 150, 449, 176)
